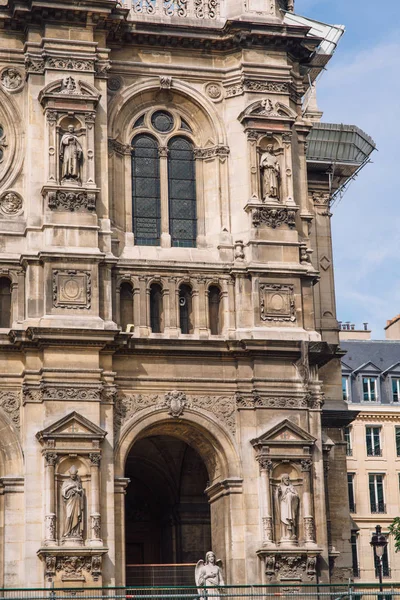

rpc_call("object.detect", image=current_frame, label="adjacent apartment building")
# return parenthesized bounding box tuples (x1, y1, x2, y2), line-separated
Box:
(341, 318, 400, 582)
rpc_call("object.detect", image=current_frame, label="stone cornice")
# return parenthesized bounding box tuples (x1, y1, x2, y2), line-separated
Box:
(355, 411, 400, 422)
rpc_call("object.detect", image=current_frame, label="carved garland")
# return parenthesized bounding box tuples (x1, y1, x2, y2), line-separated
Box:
(252, 207, 296, 229)
(115, 391, 236, 435)
(48, 190, 96, 212)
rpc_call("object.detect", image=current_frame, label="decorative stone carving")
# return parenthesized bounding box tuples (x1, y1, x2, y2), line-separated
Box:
(260, 283, 296, 323)
(263, 517, 274, 544)
(300, 244, 312, 265)
(260, 145, 281, 201)
(89, 453, 101, 466)
(205, 82, 223, 101)
(252, 207, 296, 229)
(304, 516, 315, 543)
(107, 76, 123, 92)
(225, 83, 244, 97)
(60, 126, 83, 184)
(243, 79, 289, 94)
(25, 56, 45, 74)
(46, 57, 93, 71)
(195, 551, 225, 588)
(45, 555, 57, 579)
(0, 191, 23, 216)
(45, 453, 58, 467)
(108, 138, 131, 156)
(159, 75, 172, 89)
(194, 146, 230, 160)
(319, 255, 331, 271)
(276, 474, 299, 543)
(0, 390, 20, 430)
(53, 269, 91, 309)
(236, 393, 309, 409)
(48, 189, 96, 212)
(0, 68, 23, 92)
(242, 99, 295, 121)
(56, 555, 91, 580)
(0, 126, 6, 163)
(91, 555, 102, 581)
(234, 240, 245, 260)
(91, 514, 101, 538)
(194, 0, 218, 19)
(45, 514, 56, 540)
(95, 61, 111, 78)
(115, 392, 236, 435)
(164, 390, 187, 417)
(274, 554, 307, 579)
(61, 466, 84, 544)
(311, 191, 330, 206)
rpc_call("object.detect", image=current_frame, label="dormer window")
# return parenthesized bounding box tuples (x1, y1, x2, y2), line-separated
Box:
(392, 378, 400, 403)
(363, 376, 378, 402)
(342, 376, 350, 402)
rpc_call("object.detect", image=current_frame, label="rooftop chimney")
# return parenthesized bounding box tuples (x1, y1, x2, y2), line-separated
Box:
(339, 321, 371, 341)
(385, 315, 400, 340)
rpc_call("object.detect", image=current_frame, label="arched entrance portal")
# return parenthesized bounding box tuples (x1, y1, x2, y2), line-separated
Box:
(125, 435, 211, 585)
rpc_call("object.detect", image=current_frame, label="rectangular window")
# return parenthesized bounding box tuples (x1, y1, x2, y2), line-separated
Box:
(392, 378, 400, 403)
(374, 535, 390, 578)
(366, 426, 382, 456)
(342, 376, 350, 402)
(348, 473, 356, 512)
(396, 428, 400, 457)
(351, 533, 359, 578)
(363, 377, 378, 402)
(345, 426, 353, 456)
(369, 474, 385, 513)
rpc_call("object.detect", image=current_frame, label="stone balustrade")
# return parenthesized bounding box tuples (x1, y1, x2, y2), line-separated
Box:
(124, 0, 220, 20)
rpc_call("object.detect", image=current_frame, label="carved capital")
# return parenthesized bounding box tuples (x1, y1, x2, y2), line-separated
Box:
(89, 453, 101, 467)
(45, 453, 58, 467)
(301, 458, 313, 472)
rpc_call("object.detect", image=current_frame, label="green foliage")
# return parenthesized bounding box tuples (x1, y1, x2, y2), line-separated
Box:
(388, 517, 400, 552)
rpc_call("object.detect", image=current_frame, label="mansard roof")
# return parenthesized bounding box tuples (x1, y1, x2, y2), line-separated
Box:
(341, 340, 400, 375)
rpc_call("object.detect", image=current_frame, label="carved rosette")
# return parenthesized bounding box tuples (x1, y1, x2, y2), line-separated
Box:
(0, 191, 23, 216)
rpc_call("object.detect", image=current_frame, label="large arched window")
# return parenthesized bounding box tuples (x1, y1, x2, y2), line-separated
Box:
(131, 135, 161, 246)
(131, 110, 197, 248)
(168, 137, 196, 248)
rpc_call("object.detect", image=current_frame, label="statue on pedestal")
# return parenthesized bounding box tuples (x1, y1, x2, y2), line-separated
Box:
(60, 125, 83, 184)
(260, 145, 281, 201)
(275, 473, 299, 543)
(195, 551, 225, 599)
(61, 465, 84, 542)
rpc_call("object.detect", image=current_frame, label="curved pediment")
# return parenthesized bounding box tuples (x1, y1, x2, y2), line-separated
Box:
(239, 98, 297, 123)
(39, 76, 101, 107)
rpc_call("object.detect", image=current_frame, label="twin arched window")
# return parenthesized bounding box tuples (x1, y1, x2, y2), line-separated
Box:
(131, 110, 197, 248)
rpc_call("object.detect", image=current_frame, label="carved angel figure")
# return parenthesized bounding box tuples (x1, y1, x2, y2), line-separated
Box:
(195, 551, 225, 599)
(260, 145, 281, 201)
(275, 473, 299, 542)
(61, 465, 84, 539)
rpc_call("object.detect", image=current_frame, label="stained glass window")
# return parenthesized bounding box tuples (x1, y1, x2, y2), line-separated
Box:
(151, 110, 174, 133)
(168, 137, 197, 248)
(131, 135, 161, 246)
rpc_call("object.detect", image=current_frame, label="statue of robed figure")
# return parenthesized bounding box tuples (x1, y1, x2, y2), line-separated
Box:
(60, 125, 83, 184)
(62, 465, 84, 541)
(275, 473, 299, 543)
(195, 551, 225, 600)
(260, 145, 281, 201)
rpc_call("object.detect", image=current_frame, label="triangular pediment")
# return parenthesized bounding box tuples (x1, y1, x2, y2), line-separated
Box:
(353, 361, 381, 375)
(239, 99, 297, 124)
(341, 360, 352, 372)
(382, 362, 400, 377)
(251, 419, 316, 448)
(36, 411, 107, 442)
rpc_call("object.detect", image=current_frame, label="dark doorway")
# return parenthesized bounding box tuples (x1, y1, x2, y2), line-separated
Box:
(125, 435, 211, 585)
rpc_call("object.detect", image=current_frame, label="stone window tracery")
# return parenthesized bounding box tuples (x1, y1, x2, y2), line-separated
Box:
(131, 109, 197, 248)
(0, 125, 6, 163)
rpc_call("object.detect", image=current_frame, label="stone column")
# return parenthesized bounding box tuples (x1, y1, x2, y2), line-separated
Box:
(139, 276, 149, 337)
(258, 458, 274, 546)
(221, 278, 229, 335)
(167, 277, 179, 337)
(197, 277, 209, 338)
(46, 110, 58, 184)
(301, 458, 316, 546)
(89, 453, 102, 546)
(85, 112, 96, 187)
(247, 131, 261, 198)
(282, 132, 294, 206)
(44, 452, 58, 546)
(132, 276, 141, 336)
(159, 146, 171, 247)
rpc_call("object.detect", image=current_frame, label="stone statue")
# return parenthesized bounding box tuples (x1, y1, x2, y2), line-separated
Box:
(260, 145, 281, 201)
(195, 551, 225, 598)
(61, 465, 84, 540)
(275, 473, 299, 542)
(60, 125, 83, 183)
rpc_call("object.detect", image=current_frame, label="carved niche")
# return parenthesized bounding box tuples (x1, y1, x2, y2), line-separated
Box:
(38, 77, 100, 212)
(37, 412, 107, 584)
(251, 419, 321, 583)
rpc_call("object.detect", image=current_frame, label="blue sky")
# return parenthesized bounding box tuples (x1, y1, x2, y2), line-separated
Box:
(296, 0, 400, 339)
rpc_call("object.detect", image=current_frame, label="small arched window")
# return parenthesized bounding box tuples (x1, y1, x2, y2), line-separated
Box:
(120, 282, 134, 332)
(0, 277, 12, 328)
(131, 134, 161, 246)
(168, 137, 197, 248)
(208, 285, 222, 335)
(150, 283, 163, 333)
(179, 284, 193, 334)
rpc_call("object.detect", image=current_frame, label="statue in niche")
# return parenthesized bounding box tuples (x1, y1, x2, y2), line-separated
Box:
(61, 465, 84, 540)
(195, 551, 225, 599)
(260, 145, 281, 201)
(275, 473, 299, 542)
(60, 125, 83, 184)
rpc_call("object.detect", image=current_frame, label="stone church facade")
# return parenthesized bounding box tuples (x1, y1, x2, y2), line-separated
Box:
(0, 0, 374, 589)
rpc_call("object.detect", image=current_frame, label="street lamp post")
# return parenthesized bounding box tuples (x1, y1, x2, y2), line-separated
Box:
(370, 525, 388, 594)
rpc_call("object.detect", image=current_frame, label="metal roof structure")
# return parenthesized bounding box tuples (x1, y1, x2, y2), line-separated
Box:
(306, 123, 377, 202)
